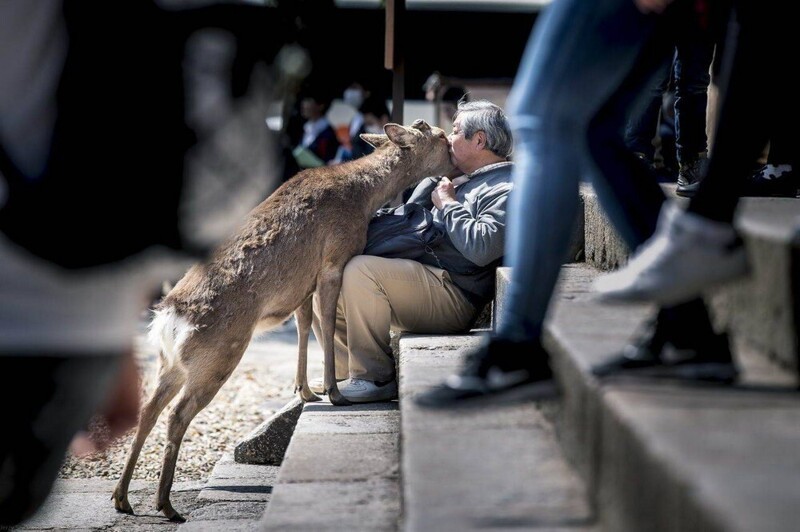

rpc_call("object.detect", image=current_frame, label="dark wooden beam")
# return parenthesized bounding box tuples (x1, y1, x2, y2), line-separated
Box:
(385, 0, 405, 123)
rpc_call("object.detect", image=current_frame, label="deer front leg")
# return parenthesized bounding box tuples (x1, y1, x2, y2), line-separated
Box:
(317, 267, 351, 406)
(294, 296, 321, 402)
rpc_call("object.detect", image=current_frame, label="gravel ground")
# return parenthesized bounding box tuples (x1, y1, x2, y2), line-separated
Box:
(59, 321, 319, 483)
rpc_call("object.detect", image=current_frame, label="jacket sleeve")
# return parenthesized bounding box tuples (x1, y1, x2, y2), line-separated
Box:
(438, 183, 511, 267)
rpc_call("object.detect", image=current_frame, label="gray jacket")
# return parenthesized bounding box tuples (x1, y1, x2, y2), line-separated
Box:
(406, 162, 513, 308)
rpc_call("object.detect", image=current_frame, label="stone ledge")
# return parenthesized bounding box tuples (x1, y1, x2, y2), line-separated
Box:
(544, 264, 800, 532)
(579, 185, 800, 371)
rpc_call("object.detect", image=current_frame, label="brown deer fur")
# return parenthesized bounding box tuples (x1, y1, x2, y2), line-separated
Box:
(112, 120, 454, 522)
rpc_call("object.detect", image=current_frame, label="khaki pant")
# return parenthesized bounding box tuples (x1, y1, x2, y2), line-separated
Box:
(312, 255, 475, 382)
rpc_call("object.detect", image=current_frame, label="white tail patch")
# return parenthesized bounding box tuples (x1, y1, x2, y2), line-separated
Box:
(148, 308, 196, 367)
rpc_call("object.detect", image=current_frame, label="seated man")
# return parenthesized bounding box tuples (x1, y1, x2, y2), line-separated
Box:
(311, 100, 514, 403)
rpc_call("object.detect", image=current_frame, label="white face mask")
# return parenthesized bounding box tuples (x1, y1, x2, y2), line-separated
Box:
(365, 124, 384, 134)
(343, 88, 365, 109)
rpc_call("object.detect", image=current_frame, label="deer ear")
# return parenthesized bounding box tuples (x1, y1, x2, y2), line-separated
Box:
(359, 133, 390, 149)
(411, 119, 431, 132)
(384, 124, 416, 148)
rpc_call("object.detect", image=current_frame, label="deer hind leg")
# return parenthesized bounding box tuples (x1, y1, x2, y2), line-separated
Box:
(155, 346, 244, 522)
(294, 296, 321, 402)
(113, 357, 185, 515)
(317, 267, 351, 406)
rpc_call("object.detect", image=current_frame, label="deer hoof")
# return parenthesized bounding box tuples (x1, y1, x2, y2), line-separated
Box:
(327, 387, 352, 406)
(297, 386, 322, 402)
(168, 512, 186, 523)
(112, 490, 134, 515)
(158, 500, 186, 523)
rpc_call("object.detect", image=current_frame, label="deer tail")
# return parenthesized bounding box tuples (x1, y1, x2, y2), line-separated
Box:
(148, 307, 194, 368)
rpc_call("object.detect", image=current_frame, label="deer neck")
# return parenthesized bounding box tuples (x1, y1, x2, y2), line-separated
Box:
(361, 147, 431, 213)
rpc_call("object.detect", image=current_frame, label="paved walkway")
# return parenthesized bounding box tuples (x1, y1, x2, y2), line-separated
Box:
(14, 321, 322, 531)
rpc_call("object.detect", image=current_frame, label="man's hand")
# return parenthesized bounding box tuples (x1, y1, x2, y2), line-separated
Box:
(431, 176, 459, 210)
(70, 350, 141, 456)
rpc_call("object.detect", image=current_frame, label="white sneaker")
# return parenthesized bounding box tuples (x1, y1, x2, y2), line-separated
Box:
(593, 202, 749, 305)
(308, 377, 345, 395)
(338, 378, 398, 403)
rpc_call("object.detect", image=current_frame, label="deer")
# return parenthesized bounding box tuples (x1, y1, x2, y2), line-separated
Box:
(111, 119, 455, 522)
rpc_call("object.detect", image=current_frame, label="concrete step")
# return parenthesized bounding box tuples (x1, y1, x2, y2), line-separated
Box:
(580, 185, 800, 372)
(541, 264, 800, 531)
(177, 453, 278, 531)
(259, 400, 401, 531)
(398, 334, 596, 531)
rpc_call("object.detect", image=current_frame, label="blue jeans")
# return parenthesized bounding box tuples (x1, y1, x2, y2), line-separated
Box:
(497, 0, 676, 342)
(624, 3, 716, 166)
(624, 56, 671, 159)
(673, 14, 715, 163)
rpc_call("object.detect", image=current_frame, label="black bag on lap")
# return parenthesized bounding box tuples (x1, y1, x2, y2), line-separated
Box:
(363, 203, 444, 261)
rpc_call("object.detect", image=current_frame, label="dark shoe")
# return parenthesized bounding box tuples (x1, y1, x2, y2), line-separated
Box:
(742, 164, 798, 198)
(676, 153, 708, 198)
(653, 163, 678, 183)
(593, 318, 738, 384)
(634, 151, 677, 183)
(633, 151, 655, 169)
(414, 339, 557, 408)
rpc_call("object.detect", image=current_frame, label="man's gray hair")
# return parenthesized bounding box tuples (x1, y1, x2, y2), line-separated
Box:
(454, 99, 513, 158)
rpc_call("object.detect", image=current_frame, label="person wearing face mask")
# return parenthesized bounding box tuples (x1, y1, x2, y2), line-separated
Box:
(343, 82, 368, 110)
(331, 81, 373, 164)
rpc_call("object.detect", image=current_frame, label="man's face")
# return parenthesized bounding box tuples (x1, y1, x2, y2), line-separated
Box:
(447, 116, 479, 172)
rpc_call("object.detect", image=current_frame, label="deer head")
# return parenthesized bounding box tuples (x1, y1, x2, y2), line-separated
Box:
(361, 119, 455, 178)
